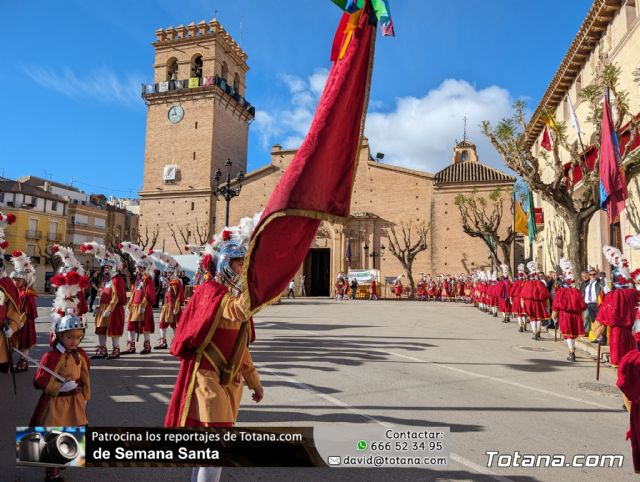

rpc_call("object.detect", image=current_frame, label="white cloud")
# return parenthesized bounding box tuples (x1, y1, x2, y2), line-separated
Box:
(366, 79, 514, 172)
(22, 65, 143, 108)
(254, 73, 514, 173)
(254, 68, 329, 150)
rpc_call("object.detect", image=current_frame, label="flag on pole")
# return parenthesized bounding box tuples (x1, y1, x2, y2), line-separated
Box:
(567, 95, 581, 138)
(541, 125, 552, 151)
(243, 2, 376, 313)
(345, 238, 352, 264)
(527, 190, 537, 245)
(514, 199, 528, 235)
(599, 94, 627, 221)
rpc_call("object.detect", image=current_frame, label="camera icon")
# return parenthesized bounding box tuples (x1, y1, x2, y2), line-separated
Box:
(19, 431, 81, 466)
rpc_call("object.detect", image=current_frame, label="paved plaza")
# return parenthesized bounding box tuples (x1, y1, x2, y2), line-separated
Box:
(3, 297, 633, 482)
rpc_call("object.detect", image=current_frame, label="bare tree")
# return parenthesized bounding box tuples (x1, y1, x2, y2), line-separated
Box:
(37, 243, 63, 273)
(169, 219, 212, 254)
(454, 187, 516, 268)
(482, 63, 640, 272)
(134, 224, 159, 251)
(384, 221, 430, 297)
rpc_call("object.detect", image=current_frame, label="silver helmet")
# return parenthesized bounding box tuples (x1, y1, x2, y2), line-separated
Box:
(54, 312, 87, 334)
(216, 240, 246, 292)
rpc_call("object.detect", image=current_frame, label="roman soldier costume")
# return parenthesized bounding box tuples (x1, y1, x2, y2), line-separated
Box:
(417, 273, 427, 301)
(551, 259, 586, 362)
(120, 242, 157, 354)
(0, 211, 21, 374)
(595, 245, 638, 367)
(370, 275, 378, 301)
(510, 264, 527, 332)
(10, 251, 37, 372)
(497, 265, 512, 323)
(393, 275, 404, 299)
(80, 242, 126, 359)
(520, 261, 550, 340)
(165, 216, 264, 482)
(335, 274, 348, 301)
(148, 249, 185, 349)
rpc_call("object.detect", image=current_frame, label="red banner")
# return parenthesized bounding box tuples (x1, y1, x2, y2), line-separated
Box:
(243, 6, 375, 312)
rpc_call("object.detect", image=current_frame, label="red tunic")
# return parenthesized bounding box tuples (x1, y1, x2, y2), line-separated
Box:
(552, 287, 586, 339)
(394, 282, 403, 296)
(370, 280, 377, 295)
(509, 279, 524, 315)
(497, 279, 512, 313)
(17, 288, 37, 350)
(597, 288, 639, 366)
(77, 290, 88, 316)
(520, 279, 550, 320)
(616, 350, 640, 473)
(128, 275, 157, 333)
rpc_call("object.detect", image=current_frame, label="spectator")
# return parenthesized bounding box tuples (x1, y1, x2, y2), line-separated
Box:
(300, 275, 306, 297)
(179, 270, 190, 288)
(153, 269, 162, 308)
(581, 266, 605, 344)
(287, 279, 296, 299)
(350, 278, 358, 300)
(89, 270, 100, 312)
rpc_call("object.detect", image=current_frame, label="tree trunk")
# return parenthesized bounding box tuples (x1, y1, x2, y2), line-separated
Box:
(563, 214, 589, 274)
(405, 262, 416, 298)
(498, 242, 511, 269)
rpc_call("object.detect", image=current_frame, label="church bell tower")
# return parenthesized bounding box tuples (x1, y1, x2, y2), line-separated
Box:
(138, 20, 254, 252)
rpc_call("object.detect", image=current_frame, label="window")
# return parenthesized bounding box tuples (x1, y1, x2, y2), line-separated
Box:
(0, 193, 4, 203)
(51, 201, 58, 211)
(191, 54, 203, 78)
(460, 150, 469, 162)
(191, 202, 195, 211)
(167, 58, 178, 81)
(26, 244, 36, 257)
(71, 234, 88, 245)
(221, 62, 229, 82)
(94, 218, 106, 228)
(233, 73, 240, 94)
(72, 214, 88, 225)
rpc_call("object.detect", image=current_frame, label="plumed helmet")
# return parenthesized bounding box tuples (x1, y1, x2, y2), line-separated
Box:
(216, 239, 246, 292)
(148, 249, 181, 274)
(500, 264, 510, 278)
(10, 250, 35, 287)
(0, 211, 16, 274)
(53, 245, 85, 275)
(527, 261, 538, 275)
(626, 234, 640, 250)
(603, 245, 631, 286)
(80, 242, 123, 273)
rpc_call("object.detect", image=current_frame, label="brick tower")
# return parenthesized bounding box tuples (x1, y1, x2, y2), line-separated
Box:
(138, 20, 254, 252)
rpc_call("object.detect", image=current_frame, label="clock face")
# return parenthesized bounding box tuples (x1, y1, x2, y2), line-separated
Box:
(168, 105, 184, 124)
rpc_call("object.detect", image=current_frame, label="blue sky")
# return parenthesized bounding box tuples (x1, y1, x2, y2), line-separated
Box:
(2, 0, 591, 198)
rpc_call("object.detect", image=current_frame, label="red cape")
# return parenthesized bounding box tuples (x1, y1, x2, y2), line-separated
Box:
(165, 280, 228, 427)
(597, 288, 639, 327)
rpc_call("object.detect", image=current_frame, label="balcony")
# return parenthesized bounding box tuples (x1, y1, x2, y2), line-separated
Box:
(25, 230, 42, 240)
(141, 75, 255, 118)
(48, 232, 63, 242)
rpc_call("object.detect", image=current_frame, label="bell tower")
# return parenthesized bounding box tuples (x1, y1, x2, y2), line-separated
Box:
(452, 117, 478, 164)
(138, 19, 255, 252)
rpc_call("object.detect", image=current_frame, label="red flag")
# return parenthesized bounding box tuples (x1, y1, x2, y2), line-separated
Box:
(599, 96, 627, 221)
(541, 125, 552, 151)
(244, 3, 375, 312)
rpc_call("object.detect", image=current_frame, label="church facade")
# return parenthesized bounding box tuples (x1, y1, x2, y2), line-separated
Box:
(138, 20, 515, 296)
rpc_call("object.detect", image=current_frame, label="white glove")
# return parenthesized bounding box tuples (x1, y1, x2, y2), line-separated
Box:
(103, 311, 111, 318)
(3, 326, 13, 338)
(173, 309, 180, 315)
(60, 380, 78, 392)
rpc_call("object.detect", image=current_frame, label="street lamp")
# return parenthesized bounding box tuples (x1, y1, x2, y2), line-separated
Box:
(214, 158, 244, 227)
(363, 243, 369, 269)
(364, 243, 385, 270)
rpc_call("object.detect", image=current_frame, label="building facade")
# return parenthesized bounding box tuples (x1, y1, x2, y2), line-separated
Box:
(138, 20, 515, 296)
(0, 178, 67, 292)
(527, 0, 640, 273)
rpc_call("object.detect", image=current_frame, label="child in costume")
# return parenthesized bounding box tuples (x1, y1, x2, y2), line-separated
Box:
(31, 269, 90, 482)
(0, 211, 21, 374)
(148, 249, 184, 349)
(10, 251, 37, 372)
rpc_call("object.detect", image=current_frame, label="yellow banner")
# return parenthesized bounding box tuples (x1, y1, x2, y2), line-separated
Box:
(514, 199, 528, 235)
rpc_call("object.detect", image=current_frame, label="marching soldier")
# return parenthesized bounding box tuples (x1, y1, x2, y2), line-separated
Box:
(10, 251, 37, 372)
(165, 216, 264, 482)
(148, 250, 185, 349)
(120, 242, 156, 354)
(0, 211, 21, 374)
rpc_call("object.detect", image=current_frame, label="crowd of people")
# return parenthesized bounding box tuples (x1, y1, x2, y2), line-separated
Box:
(0, 210, 265, 482)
